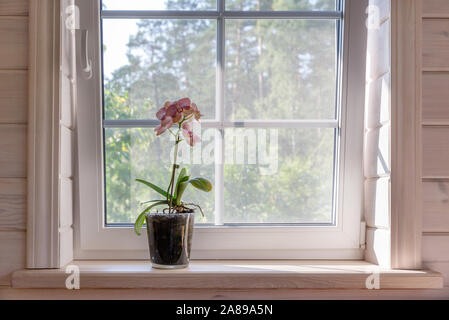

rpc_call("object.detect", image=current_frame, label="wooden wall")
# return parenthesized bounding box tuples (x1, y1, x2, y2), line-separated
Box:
(421, 0, 449, 286)
(0, 0, 28, 286)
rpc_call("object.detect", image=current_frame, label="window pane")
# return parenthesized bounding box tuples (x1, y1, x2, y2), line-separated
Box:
(225, 19, 337, 120)
(103, 19, 216, 120)
(223, 128, 335, 223)
(105, 128, 215, 224)
(226, 0, 337, 11)
(102, 0, 216, 10)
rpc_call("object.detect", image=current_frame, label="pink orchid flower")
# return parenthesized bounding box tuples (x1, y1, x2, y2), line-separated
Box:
(154, 98, 202, 137)
(182, 119, 201, 147)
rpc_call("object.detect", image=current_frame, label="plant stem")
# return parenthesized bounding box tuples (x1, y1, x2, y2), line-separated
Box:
(168, 129, 181, 214)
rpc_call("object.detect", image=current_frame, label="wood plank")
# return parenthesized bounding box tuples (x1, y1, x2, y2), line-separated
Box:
(0, 178, 26, 231)
(423, 0, 449, 16)
(423, 19, 449, 69)
(422, 234, 449, 262)
(0, 17, 28, 69)
(424, 261, 449, 286)
(0, 125, 26, 178)
(423, 72, 449, 121)
(0, 0, 28, 16)
(423, 127, 449, 177)
(2, 287, 449, 300)
(11, 260, 443, 289)
(0, 231, 25, 286)
(0, 71, 27, 123)
(423, 180, 449, 232)
(365, 178, 390, 229)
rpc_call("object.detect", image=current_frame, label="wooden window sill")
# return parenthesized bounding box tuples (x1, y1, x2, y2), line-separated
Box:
(11, 260, 443, 289)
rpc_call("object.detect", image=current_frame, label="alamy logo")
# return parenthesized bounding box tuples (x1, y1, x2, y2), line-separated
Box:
(65, 264, 80, 290)
(365, 272, 380, 290)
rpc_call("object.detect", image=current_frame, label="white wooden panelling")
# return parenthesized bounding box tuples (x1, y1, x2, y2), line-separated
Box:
(422, 127, 449, 177)
(0, 17, 28, 69)
(0, 124, 26, 178)
(423, 180, 449, 233)
(364, 124, 390, 178)
(366, 19, 390, 81)
(424, 261, 449, 286)
(60, 74, 73, 128)
(60, 125, 73, 178)
(365, 177, 390, 229)
(0, 231, 25, 286)
(365, 72, 390, 129)
(422, 0, 449, 16)
(390, 0, 422, 269)
(59, 178, 73, 228)
(422, 234, 449, 262)
(0, 71, 27, 124)
(0, 0, 28, 16)
(422, 72, 449, 121)
(59, 227, 73, 267)
(423, 19, 449, 69)
(0, 178, 26, 231)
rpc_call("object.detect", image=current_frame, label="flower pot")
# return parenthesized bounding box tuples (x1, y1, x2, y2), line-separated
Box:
(145, 211, 194, 269)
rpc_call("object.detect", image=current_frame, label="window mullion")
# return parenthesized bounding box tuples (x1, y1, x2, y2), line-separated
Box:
(214, 0, 225, 226)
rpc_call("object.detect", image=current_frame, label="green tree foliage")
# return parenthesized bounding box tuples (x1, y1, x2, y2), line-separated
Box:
(104, 0, 338, 224)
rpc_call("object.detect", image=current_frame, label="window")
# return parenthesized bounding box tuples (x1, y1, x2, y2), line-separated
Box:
(74, 0, 366, 259)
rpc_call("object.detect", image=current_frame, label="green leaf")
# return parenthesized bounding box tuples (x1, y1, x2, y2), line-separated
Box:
(136, 179, 173, 200)
(189, 178, 213, 192)
(175, 179, 190, 206)
(133, 200, 168, 236)
(174, 168, 190, 205)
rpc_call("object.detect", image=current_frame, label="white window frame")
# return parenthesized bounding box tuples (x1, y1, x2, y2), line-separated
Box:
(73, 0, 367, 260)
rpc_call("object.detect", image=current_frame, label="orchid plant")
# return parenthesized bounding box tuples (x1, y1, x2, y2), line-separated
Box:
(134, 98, 213, 235)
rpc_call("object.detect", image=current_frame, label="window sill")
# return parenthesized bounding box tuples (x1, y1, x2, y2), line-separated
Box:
(11, 260, 443, 289)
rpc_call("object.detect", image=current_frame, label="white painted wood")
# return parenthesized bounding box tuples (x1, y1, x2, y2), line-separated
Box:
(60, 126, 73, 178)
(59, 178, 73, 228)
(422, 234, 449, 262)
(27, 0, 73, 269)
(60, 74, 73, 128)
(0, 178, 26, 231)
(0, 0, 28, 16)
(423, 19, 449, 69)
(422, 127, 449, 177)
(11, 260, 443, 289)
(0, 124, 26, 178)
(424, 261, 449, 286)
(0, 231, 26, 286)
(365, 177, 390, 229)
(423, 0, 449, 15)
(0, 70, 27, 124)
(0, 17, 28, 69)
(390, 0, 423, 269)
(422, 72, 449, 121)
(423, 180, 449, 233)
(369, 0, 390, 22)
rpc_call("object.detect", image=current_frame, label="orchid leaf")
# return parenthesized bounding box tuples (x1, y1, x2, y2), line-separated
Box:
(134, 200, 168, 236)
(136, 179, 173, 200)
(188, 178, 213, 192)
